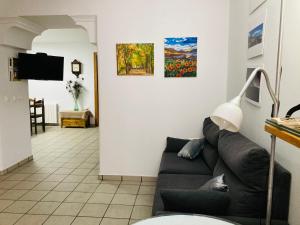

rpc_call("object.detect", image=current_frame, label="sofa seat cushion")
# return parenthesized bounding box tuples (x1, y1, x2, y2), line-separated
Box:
(159, 152, 212, 175)
(160, 189, 230, 215)
(152, 174, 212, 215)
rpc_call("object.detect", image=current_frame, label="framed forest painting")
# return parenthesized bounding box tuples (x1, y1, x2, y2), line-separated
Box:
(116, 43, 154, 76)
(164, 37, 197, 78)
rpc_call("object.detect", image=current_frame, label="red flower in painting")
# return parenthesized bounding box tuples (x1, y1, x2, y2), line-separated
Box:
(169, 64, 174, 71)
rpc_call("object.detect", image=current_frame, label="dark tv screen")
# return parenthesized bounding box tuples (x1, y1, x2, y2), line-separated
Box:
(18, 53, 64, 81)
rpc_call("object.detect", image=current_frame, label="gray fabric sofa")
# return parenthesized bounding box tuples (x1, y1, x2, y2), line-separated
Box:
(152, 118, 291, 225)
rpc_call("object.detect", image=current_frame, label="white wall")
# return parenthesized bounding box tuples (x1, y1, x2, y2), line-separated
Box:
(28, 29, 97, 123)
(98, 0, 229, 176)
(228, 0, 300, 224)
(0, 46, 31, 171)
(0, 0, 230, 177)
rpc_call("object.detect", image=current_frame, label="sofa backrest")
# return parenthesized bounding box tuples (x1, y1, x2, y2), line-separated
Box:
(202, 118, 220, 170)
(217, 130, 270, 191)
(203, 117, 220, 148)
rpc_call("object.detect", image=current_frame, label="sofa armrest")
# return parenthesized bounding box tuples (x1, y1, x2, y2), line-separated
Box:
(164, 137, 190, 153)
(160, 189, 230, 216)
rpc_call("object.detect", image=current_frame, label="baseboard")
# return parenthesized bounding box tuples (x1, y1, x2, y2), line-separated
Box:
(98, 175, 157, 182)
(0, 155, 33, 175)
(45, 123, 59, 126)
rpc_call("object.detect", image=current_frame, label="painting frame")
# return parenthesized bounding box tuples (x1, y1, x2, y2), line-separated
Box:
(116, 43, 154, 76)
(249, 0, 267, 14)
(8, 57, 20, 81)
(245, 64, 264, 107)
(164, 37, 197, 78)
(247, 11, 266, 59)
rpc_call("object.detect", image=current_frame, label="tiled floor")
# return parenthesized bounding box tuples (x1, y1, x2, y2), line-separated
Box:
(0, 127, 154, 225)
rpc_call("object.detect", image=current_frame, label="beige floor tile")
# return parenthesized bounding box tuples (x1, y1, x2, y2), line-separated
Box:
(53, 168, 74, 175)
(15, 214, 48, 225)
(81, 176, 101, 184)
(75, 183, 99, 193)
(36, 167, 58, 174)
(3, 200, 36, 213)
(0, 200, 14, 212)
(111, 194, 136, 205)
(0, 128, 110, 223)
(131, 206, 152, 220)
(88, 193, 114, 204)
(129, 219, 140, 224)
(104, 204, 133, 219)
(62, 163, 80, 169)
(117, 185, 139, 195)
(28, 201, 60, 215)
(44, 174, 67, 182)
(135, 195, 154, 206)
(96, 184, 119, 194)
(78, 163, 97, 169)
(0, 175, 10, 181)
(78, 203, 108, 217)
(33, 182, 59, 191)
(54, 182, 78, 192)
(71, 217, 101, 225)
(0, 190, 28, 200)
(20, 190, 48, 201)
(99, 180, 121, 185)
(138, 186, 155, 195)
(26, 174, 49, 182)
(6, 174, 31, 181)
(88, 170, 100, 176)
(0, 180, 20, 189)
(65, 192, 92, 203)
(14, 167, 39, 174)
(12, 181, 39, 190)
(100, 218, 129, 225)
(0, 213, 23, 225)
(53, 202, 84, 216)
(42, 191, 71, 202)
(63, 175, 85, 183)
(71, 168, 91, 176)
(141, 181, 156, 186)
(121, 181, 141, 185)
(43, 215, 75, 225)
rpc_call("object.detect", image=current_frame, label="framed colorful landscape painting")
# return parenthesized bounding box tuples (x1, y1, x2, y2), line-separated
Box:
(164, 37, 197, 78)
(116, 43, 154, 76)
(248, 12, 266, 59)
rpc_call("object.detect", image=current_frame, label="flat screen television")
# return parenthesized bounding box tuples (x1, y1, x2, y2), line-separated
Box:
(17, 52, 64, 81)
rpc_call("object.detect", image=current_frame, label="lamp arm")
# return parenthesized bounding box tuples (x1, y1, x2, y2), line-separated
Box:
(238, 68, 279, 107)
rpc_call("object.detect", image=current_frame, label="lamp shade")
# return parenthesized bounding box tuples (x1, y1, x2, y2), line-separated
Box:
(210, 97, 243, 132)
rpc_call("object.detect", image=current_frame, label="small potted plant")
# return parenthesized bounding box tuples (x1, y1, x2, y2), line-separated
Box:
(66, 77, 84, 111)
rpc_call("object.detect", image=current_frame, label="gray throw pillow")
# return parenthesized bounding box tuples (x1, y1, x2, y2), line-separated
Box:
(177, 139, 204, 160)
(199, 174, 229, 192)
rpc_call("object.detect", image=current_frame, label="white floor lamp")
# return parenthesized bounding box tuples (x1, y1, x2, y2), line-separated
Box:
(211, 0, 285, 224)
(210, 67, 278, 225)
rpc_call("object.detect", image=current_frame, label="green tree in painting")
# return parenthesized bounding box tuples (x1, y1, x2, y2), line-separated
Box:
(116, 43, 154, 75)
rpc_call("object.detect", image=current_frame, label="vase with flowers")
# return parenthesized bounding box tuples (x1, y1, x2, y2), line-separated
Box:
(66, 78, 84, 111)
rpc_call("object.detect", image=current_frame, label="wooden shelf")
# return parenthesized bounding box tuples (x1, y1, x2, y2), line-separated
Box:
(265, 124, 300, 148)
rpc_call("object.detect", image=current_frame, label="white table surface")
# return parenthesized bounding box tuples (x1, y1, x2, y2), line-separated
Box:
(133, 215, 237, 225)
